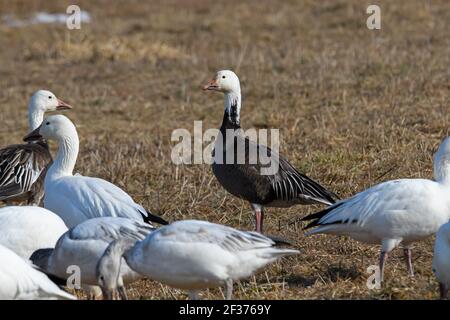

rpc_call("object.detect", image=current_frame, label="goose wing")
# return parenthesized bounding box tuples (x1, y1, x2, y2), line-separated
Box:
(302, 179, 440, 230)
(69, 217, 154, 242)
(247, 138, 337, 205)
(48, 175, 166, 226)
(150, 220, 277, 252)
(0, 245, 75, 300)
(0, 142, 51, 201)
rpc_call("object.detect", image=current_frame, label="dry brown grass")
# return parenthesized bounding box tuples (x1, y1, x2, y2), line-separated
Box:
(0, 0, 449, 300)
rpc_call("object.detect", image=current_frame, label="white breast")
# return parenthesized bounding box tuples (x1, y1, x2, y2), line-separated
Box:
(0, 206, 68, 259)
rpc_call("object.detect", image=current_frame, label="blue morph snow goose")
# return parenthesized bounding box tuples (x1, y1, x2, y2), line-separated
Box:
(23, 115, 167, 228)
(0, 90, 71, 205)
(303, 137, 450, 281)
(203, 70, 337, 233)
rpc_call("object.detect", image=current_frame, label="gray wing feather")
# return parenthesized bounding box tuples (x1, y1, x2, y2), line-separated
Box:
(0, 143, 51, 201)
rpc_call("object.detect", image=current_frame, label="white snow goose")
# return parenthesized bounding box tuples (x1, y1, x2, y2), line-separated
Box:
(0, 244, 75, 300)
(302, 137, 450, 281)
(433, 221, 450, 299)
(23, 115, 168, 228)
(96, 220, 299, 300)
(31, 217, 154, 300)
(203, 70, 338, 233)
(0, 90, 71, 205)
(0, 206, 68, 260)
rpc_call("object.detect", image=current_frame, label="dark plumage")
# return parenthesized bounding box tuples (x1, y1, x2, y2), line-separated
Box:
(0, 140, 52, 205)
(300, 202, 346, 230)
(141, 210, 169, 225)
(204, 70, 338, 233)
(213, 120, 337, 208)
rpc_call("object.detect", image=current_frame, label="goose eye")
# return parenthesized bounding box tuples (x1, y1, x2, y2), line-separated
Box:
(46, 122, 50, 125)
(48, 96, 52, 99)
(222, 75, 226, 79)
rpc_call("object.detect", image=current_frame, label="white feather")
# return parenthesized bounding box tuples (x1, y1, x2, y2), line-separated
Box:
(0, 244, 75, 300)
(0, 206, 68, 259)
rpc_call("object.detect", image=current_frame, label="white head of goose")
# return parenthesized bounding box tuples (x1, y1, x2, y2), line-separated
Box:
(0, 90, 72, 206)
(203, 70, 337, 233)
(203, 70, 241, 129)
(23, 115, 168, 228)
(28, 90, 72, 131)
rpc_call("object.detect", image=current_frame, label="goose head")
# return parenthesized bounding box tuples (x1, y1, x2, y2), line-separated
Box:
(203, 70, 241, 94)
(96, 246, 121, 300)
(28, 90, 72, 131)
(433, 137, 450, 183)
(23, 114, 77, 143)
(96, 239, 135, 300)
(29, 90, 72, 113)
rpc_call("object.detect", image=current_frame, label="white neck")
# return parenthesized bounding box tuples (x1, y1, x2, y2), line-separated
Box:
(47, 133, 79, 179)
(434, 155, 450, 185)
(224, 90, 241, 126)
(28, 105, 44, 131)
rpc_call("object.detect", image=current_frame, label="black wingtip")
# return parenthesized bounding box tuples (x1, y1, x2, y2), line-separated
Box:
(266, 235, 295, 246)
(30, 248, 67, 286)
(303, 219, 319, 230)
(300, 202, 346, 230)
(46, 273, 68, 287)
(142, 210, 169, 225)
(30, 248, 53, 268)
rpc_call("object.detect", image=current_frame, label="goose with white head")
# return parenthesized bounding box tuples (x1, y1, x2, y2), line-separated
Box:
(0, 90, 71, 205)
(203, 70, 338, 233)
(302, 137, 450, 282)
(23, 115, 168, 228)
(96, 220, 299, 300)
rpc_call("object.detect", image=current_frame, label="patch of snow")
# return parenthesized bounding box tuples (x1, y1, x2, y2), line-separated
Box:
(1, 11, 91, 28)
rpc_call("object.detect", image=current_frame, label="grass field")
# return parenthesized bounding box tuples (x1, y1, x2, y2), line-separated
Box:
(0, 0, 449, 299)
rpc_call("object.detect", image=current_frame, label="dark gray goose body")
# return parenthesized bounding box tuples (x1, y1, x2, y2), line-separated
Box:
(205, 70, 337, 233)
(0, 140, 52, 205)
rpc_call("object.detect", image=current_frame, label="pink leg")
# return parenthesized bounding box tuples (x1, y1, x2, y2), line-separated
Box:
(255, 210, 264, 234)
(379, 251, 388, 282)
(403, 248, 414, 277)
(440, 283, 448, 300)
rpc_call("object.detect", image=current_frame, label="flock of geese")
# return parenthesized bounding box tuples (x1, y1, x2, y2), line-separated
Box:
(0, 70, 449, 300)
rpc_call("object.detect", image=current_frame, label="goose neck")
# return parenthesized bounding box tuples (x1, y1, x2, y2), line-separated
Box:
(28, 107, 44, 131)
(434, 156, 450, 186)
(221, 90, 241, 129)
(48, 133, 79, 178)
